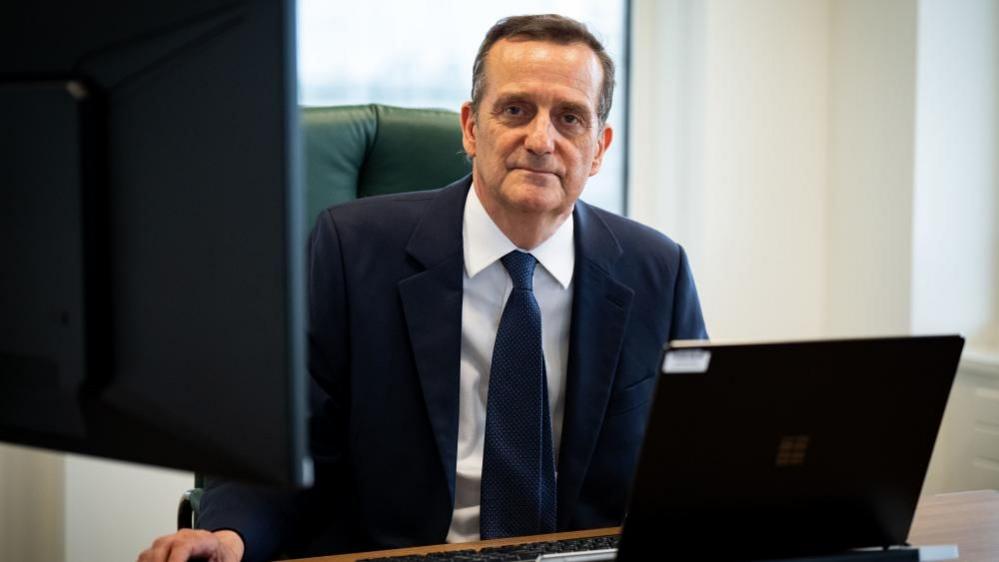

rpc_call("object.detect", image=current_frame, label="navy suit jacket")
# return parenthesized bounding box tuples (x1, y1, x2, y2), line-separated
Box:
(199, 176, 707, 562)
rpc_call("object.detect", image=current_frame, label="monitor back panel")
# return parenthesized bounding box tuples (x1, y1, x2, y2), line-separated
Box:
(0, 0, 309, 486)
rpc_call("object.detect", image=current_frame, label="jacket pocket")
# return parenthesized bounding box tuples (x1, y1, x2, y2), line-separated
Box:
(605, 375, 657, 417)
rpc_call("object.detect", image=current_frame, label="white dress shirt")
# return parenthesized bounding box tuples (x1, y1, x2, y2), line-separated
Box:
(446, 185, 575, 543)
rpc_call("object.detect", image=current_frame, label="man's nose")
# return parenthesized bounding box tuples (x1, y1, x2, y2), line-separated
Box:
(524, 114, 556, 155)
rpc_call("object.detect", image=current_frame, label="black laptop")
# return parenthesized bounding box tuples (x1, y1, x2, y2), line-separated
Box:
(616, 335, 965, 561)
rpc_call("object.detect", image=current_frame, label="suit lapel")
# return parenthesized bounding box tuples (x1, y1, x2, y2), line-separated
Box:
(397, 176, 470, 508)
(557, 202, 634, 529)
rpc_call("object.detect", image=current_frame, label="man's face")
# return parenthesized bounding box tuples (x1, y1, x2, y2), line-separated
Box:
(461, 38, 613, 223)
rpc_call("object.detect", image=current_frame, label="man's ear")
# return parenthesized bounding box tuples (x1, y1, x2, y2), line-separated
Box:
(589, 124, 614, 176)
(460, 102, 476, 158)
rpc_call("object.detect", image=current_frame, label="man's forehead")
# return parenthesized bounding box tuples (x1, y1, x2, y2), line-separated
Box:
(483, 38, 602, 106)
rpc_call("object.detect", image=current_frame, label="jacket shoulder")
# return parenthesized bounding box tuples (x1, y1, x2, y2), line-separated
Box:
(582, 202, 682, 258)
(322, 187, 441, 228)
(312, 176, 470, 239)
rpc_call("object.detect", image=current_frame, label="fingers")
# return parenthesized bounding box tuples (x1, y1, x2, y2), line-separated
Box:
(214, 530, 246, 561)
(137, 532, 174, 562)
(137, 529, 227, 562)
(165, 530, 200, 562)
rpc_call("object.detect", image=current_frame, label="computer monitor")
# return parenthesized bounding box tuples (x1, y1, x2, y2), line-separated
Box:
(0, 0, 311, 487)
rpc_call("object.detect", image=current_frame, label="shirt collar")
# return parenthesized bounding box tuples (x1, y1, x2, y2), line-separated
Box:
(463, 182, 574, 289)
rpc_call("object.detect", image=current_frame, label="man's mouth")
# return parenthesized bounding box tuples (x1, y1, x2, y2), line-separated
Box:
(515, 167, 558, 177)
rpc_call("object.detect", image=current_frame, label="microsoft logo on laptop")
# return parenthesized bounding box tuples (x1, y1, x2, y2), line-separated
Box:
(775, 435, 810, 467)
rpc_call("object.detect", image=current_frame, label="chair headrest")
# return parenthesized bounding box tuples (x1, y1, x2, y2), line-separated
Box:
(302, 104, 471, 226)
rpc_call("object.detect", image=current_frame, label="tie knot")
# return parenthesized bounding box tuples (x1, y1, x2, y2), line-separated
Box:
(500, 251, 537, 291)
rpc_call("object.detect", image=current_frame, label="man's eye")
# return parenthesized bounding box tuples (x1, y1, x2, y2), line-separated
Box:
(505, 106, 523, 116)
(562, 114, 582, 126)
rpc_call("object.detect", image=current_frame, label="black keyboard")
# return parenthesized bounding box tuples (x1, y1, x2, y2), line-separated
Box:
(358, 534, 619, 562)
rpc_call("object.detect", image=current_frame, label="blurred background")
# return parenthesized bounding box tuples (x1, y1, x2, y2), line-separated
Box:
(1, 0, 996, 560)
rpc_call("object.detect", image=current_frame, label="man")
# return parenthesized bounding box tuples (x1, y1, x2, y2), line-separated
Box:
(139, 14, 706, 562)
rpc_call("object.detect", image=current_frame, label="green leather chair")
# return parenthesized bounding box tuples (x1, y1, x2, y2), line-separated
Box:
(177, 103, 470, 529)
(299, 104, 471, 228)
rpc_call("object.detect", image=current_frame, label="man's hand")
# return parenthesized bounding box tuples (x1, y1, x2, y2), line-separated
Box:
(137, 529, 244, 562)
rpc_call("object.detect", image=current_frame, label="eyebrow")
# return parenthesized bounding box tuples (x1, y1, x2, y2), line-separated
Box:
(557, 101, 592, 118)
(491, 93, 533, 109)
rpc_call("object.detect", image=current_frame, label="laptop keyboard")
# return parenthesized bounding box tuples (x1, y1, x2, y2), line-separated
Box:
(358, 534, 619, 562)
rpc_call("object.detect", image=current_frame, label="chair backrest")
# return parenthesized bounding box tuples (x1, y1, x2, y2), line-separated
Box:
(302, 104, 471, 229)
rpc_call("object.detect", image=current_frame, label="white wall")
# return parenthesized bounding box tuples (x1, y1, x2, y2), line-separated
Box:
(64, 456, 193, 562)
(629, 0, 701, 254)
(700, 0, 831, 340)
(631, 0, 831, 340)
(826, 0, 918, 337)
(631, 0, 999, 494)
(0, 444, 64, 562)
(913, 0, 999, 495)
(911, 0, 999, 345)
(0, 445, 193, 562)
(632, 0, 997, 340)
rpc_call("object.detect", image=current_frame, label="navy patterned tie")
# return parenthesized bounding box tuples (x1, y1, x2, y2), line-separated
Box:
(480, 251, 557, 539)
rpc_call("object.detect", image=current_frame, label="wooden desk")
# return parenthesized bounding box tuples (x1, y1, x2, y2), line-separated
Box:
(907, 490, 999, 561)
(291, 490, 999, 562)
